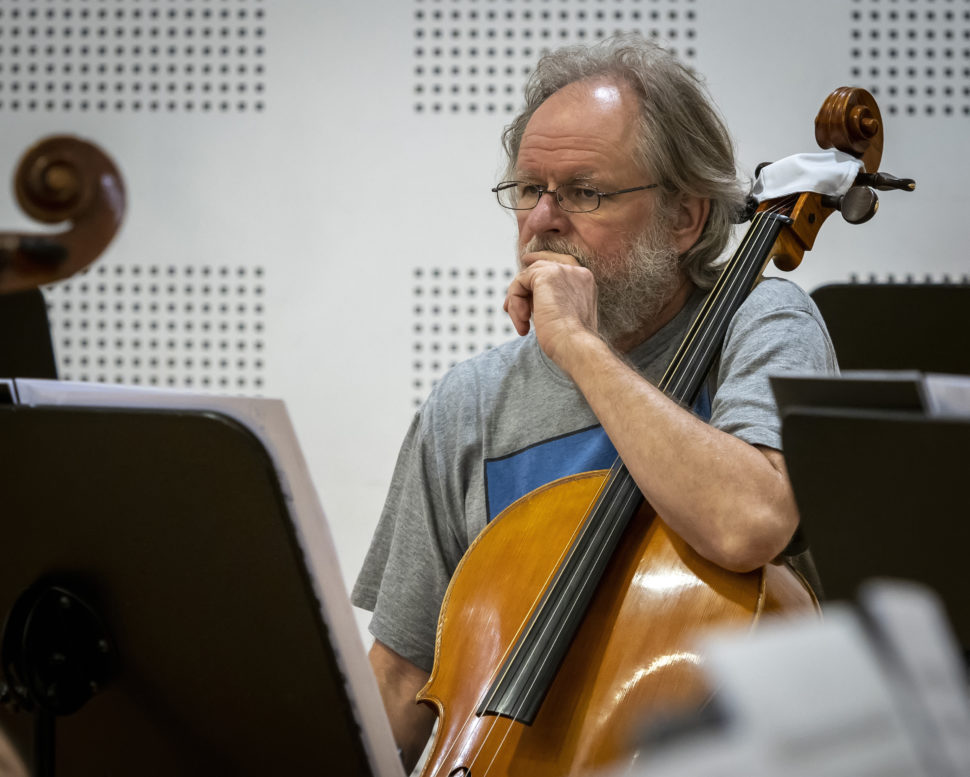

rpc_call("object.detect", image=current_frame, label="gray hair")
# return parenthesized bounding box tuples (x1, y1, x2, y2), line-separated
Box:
(502, 34, 747, 288)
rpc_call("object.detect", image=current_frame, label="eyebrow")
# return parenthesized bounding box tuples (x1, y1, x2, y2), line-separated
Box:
(513, 171, 601, 185)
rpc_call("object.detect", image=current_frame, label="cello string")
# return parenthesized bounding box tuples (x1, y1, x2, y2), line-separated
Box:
(665, 214, 776, 397)
(456, 196, 799, 773)
(436, 476, 623, 771)
(491, 199, 797, 711)
(475, 205, 791, 770)
(473, 201, 793, 770)
(668, 199, 794, 399)
(515, 203, 791, 640)
(658, 210, 769, 395)
(444, 450, 647, 771)
(493, 200, 794, 713)
(472, 468, 646, 775)
(661, 200, 792, 404)
(662, 198, 793, 399)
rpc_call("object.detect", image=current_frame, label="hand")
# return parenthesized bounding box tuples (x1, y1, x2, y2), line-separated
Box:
(504, 250, 601, 367)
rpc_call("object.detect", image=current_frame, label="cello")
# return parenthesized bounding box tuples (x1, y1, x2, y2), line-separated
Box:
(416, 87, 914, 776)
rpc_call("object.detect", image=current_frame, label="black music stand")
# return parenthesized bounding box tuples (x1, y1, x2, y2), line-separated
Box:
(0, 290, 57, 379)
(772, 373, 970, 649)
(811, 283, 970, 375)
(0, 381, 403, 777)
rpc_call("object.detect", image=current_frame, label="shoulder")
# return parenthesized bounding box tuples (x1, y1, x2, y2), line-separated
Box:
(721, 277, 837, 374)
(744, 277, 818, 313)
(428, 335, 540, 402)
(416, 335, 540, 432)
(732, 277, 829, 335)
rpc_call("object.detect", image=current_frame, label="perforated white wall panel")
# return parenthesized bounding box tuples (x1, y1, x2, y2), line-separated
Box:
(0, 0, 966, 629)
(44, 263, 266, 390)
(411, 266, 516, 405)
(849, 0, 969, 118)
(0, 0, 266, 113)
(411, 0, 698, 114)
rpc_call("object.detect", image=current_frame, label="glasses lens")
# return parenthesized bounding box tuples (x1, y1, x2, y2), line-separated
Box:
(558, 184, 601, 213)
(496, 183, 541, 210)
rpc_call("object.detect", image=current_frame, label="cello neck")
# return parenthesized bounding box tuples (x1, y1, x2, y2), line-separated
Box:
(474, 207, 793, 724)
(659, 209, 793, 406)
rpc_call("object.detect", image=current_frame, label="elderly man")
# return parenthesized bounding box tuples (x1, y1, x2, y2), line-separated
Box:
(352, 35, 836, 769)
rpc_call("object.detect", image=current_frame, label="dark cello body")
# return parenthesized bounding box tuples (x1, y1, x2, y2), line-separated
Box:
(416, 87, 911, 776)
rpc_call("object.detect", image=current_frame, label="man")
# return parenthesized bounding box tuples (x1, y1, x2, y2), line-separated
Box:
(352, 35, 837, 770)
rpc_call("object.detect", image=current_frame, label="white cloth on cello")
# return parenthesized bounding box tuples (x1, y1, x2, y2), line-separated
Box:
(751, 149, 864, 202)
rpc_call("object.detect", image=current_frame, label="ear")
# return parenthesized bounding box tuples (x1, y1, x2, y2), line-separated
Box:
(670, 194, 710, 257)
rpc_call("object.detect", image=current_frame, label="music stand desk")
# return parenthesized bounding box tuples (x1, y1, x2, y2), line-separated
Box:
(772, 373, 970, 648)
(0, 379, 403, 777)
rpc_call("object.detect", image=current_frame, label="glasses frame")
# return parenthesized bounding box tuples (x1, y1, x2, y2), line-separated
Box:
(491, 181, 660, 213)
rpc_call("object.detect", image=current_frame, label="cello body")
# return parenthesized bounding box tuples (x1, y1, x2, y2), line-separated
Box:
(417, 471, 816, 776)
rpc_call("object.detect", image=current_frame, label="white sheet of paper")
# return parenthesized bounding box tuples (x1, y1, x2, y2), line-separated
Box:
(860, 580, 970, 777)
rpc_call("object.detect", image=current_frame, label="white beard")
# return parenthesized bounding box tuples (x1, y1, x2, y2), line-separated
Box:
(518, 222, 682, 347)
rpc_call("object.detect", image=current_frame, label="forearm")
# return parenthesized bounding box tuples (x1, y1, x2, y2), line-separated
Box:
(558, 330, 799, 572)
(368, 641, 435, 773)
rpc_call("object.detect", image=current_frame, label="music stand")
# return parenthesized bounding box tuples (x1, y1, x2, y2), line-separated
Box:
(772, 373, 970, 649)
(0, 380, 403, 777)
(811, 283, 970, 375)
(0, 290, 57, 379)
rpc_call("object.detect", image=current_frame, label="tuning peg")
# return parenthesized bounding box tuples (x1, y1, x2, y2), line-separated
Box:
(821, 186, 879, 224)
(855, 171, 916, 192)
(736, 195, 759, 223)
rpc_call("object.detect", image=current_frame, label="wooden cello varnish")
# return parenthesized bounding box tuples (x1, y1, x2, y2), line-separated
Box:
(418, 472, 815, 775)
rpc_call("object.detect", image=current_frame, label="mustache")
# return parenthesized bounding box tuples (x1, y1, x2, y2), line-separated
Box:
(518, 236, 591, 269)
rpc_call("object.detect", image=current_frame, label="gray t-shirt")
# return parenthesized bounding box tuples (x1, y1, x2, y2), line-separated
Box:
(352, 278, 837, 672)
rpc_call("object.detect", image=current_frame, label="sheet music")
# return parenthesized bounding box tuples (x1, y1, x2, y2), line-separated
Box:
(697, 608, 929, 777)
(10, 378, 405, 777)
(771, 370, 970, 418)
(600, 576, 970, 777)
(603, 607, 932, 777)
(920, 373, 970, 417)
(859, 581, 970, 777)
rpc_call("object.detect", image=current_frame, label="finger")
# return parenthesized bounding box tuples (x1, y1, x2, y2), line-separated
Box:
(507, 296, 531, 335)
(504, 270, 535, 335)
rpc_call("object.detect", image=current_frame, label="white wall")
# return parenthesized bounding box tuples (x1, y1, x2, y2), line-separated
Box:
(1, 0, 966, 638)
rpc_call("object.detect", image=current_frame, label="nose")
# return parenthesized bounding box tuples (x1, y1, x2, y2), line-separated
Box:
(519, 190, 571, 239)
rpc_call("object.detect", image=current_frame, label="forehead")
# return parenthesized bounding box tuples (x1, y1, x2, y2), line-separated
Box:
(515, 79, 642, 181)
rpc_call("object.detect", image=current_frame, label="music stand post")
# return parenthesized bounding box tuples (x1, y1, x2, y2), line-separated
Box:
(0, 379, 404, 777)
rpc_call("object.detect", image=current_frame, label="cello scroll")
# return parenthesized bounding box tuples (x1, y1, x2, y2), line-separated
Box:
(0, 135, 125, 295)
(759, 87, 914, 272)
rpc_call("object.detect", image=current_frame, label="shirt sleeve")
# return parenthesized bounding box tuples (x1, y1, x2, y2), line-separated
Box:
(709, 278, 839, 450)
(350, 404, 468, 673)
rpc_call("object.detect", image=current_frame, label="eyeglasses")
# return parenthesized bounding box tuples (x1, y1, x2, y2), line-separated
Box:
(491, 181, 659, 214)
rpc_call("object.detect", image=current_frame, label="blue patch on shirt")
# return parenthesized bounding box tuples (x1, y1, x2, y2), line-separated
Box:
(694, 381, 712, 422)
(483, 383, 712, 523)
(484, 425, 617, 521)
